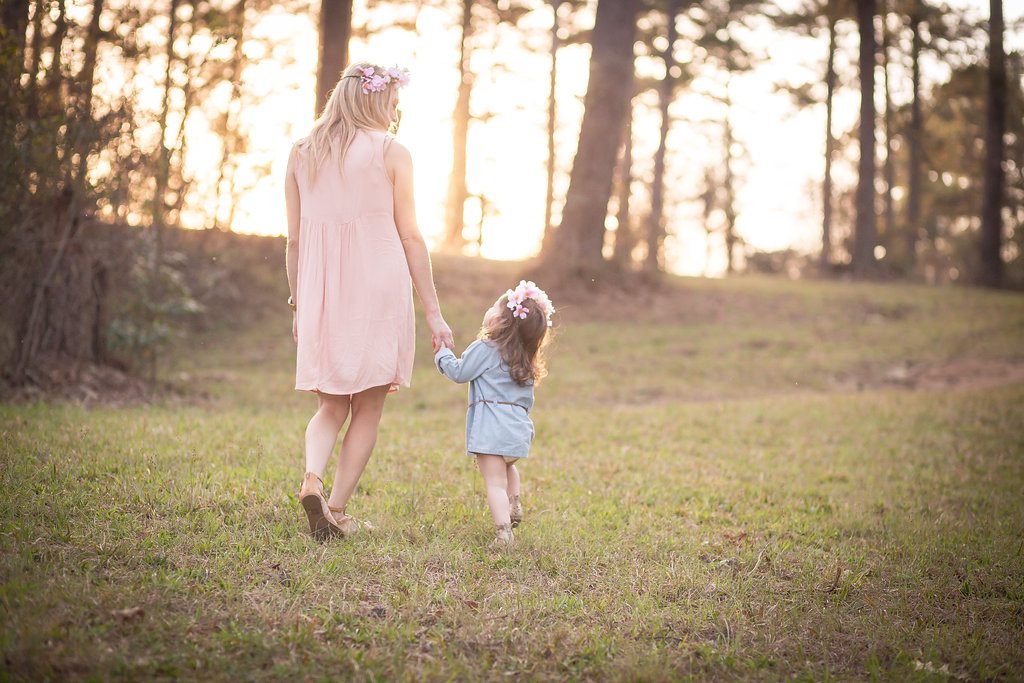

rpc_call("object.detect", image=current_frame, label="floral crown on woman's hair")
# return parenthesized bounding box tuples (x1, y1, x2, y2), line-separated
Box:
(345, 65, 411, 94)
(504, 280, 555, 327)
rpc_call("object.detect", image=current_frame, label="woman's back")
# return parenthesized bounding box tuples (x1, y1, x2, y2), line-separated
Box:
(291, 125, 413, 397)
(293, 128, 395, 223)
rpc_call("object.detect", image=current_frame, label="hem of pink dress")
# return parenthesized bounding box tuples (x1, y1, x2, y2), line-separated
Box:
(295, 377, 411, 397)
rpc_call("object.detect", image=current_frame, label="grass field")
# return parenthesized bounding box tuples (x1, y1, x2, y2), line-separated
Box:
(2, 259, 1023, 680)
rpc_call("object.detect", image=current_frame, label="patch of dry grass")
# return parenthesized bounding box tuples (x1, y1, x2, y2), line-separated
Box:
(2, 262, 1023, 680)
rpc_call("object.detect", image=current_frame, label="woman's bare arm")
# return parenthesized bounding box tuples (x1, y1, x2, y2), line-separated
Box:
(387, 139, 453, 349)
(284, 146, 300, 302)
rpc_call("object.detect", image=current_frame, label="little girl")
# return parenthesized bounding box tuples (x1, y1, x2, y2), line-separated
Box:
(434, 280, 555, 547)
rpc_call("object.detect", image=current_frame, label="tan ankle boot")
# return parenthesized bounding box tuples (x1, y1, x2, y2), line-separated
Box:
(298, 472, 342, 541)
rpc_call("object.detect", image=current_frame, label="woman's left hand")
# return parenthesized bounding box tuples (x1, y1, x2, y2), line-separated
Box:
(292, 311, 298, 344)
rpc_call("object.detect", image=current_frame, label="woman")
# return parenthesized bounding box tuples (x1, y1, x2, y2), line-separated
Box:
(284, 63, 454, 540)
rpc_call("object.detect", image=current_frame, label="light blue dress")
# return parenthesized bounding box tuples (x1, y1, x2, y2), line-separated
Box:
(434, 340, 535, 458)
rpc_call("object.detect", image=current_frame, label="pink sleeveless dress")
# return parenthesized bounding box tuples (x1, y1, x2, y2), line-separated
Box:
(292, 128, 414, 395)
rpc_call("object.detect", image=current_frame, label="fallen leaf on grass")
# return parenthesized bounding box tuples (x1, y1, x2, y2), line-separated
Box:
(111, 606, 144, 621)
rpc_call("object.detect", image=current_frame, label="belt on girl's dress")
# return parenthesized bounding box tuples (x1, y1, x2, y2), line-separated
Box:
(470, 399, 529, 413)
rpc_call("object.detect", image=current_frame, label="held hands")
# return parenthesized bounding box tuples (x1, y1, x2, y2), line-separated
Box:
(428, 313, 454, 353)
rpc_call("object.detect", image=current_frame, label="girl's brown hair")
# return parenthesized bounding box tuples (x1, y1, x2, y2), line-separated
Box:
(479, 294, 550, 386)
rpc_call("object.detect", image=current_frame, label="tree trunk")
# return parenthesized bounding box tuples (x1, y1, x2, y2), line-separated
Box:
(853, 0, 877, 276)
(542, 0, 640, 276)
(45, 0, 67, 93)
(905, 1, 922, 270)
(700, 167, 716, 276)
(644, 0, 681, 273)
(444, 0, 473, 251)
(214, 0, 246, 231)
(25, 0, 43, 116)
(543, 0, 562, 241)
(153, 0, 181, 265)
(881, 0, 895, 259)
(612, 107, 634, 267)
(723, 100, 737, 275)
(78, 0, 104, 120)
(315, 0, 352, 117)
(821, 13, 837, 270)
(979, 0, 1005, 287)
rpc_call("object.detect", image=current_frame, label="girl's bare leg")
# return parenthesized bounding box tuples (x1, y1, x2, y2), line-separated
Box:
(476, 454, 511, 527)
(304, 392, 351, 476)
(326, 384, 389, 513)
(506, 462, 520, 498)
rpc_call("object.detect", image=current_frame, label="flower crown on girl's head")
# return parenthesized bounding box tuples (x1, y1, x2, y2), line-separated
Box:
(345, 65, 411, 94)
(505, 280, 555, 327)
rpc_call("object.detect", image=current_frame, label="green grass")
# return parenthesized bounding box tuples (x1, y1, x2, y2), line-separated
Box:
(2, 261, 1023, 680)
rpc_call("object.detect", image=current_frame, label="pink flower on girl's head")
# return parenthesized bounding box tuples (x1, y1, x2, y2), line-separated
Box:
(358, 66, 375, 78)
(504, 280, 555, 326)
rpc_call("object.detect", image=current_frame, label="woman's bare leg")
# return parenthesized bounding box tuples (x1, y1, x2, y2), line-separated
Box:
(326, 384, 389, 513)
(304, 391, 351, 476)
(476, 454, 511, 527)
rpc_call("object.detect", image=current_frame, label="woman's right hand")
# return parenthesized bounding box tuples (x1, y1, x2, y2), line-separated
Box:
(428, 313, 454, 352)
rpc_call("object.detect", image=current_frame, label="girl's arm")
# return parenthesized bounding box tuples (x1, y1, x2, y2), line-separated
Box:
(386, 138, 454, 351)
(435, 340, 492, 383)
(284, 146, 300, 342)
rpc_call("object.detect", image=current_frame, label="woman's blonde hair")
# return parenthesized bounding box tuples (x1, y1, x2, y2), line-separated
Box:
(296, 62, 397, 183)
(478, 295, 551, 386)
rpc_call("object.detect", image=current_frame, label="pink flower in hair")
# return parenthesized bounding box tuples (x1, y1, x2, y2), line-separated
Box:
(504, 280, 555, 325)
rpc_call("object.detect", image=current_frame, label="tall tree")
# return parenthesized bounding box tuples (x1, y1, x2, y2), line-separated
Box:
(612, 107, 635, 267)
(979, 0, 1005, 287)
(542, 0, 640, 276)
(905, 0, 923, 269)
(853, 0, 878, 276)
(722, 92, 739, 274)
(881, 0, 896, 258)
(544, 0, 563, 238)
(770, 1, 855, 269)
(822, 11, 838, 269)
(644, 0, 684, 273)
(315, 0, 353, 117)
(444, 0, 531, 252)
(444, 0, 473, 251)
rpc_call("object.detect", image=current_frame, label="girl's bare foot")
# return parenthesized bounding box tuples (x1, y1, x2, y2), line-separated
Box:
(509, 494, 522, 528)
(491, 523, 515, 548)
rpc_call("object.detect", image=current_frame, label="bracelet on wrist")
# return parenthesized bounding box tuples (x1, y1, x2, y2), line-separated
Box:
(287, 295, 296, 311)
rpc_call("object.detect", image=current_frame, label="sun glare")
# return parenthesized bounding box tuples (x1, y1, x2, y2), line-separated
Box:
(175, 0, 1020, 276)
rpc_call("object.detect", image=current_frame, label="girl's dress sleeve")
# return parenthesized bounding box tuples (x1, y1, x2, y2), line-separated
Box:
(434, 340, 493, 383)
